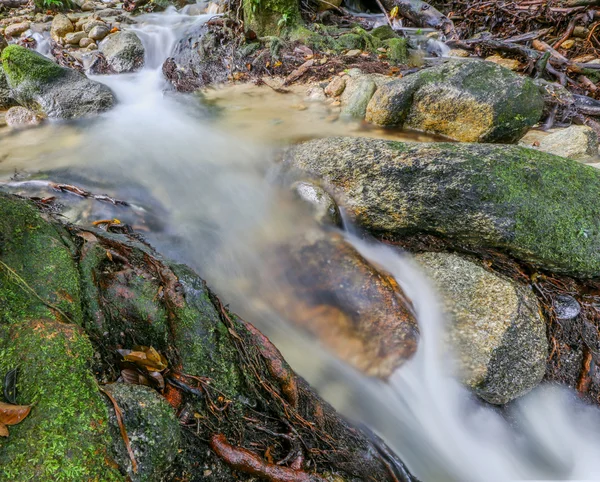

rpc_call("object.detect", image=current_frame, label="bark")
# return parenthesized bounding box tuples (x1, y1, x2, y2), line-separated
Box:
(0, 192, 415, 482)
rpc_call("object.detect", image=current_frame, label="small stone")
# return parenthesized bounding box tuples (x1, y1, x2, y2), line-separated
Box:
(65, 31, 87, 45)
(553, 294, 581, 320)
(292, 181, 342, 226)
(290, 103, 307, 111)
(304, 85, 326, 103)
(5, 106, 42, 128)
(79, 37, 95, 48)
(325, 114, 339, 122)
(324, 76, 346, 97)
(5, 22, 30, 37)
(83, 20, 106, 33)
(86, 43, 98, 51)
(561, 39, 575, 49)
(345, 49, 361, 57)
(535, 125, 598, 162)
(50, 14, 74, 42)
(448, 48, 470, 58)
(88, 24, 110, 40)
(485, 54, 520, 71)
(81, 1, 95, 10)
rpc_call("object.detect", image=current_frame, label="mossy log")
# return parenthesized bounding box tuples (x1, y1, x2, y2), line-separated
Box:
(0, 192, 412, 482)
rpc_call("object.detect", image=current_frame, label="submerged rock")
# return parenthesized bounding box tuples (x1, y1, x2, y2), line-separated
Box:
(1, 45, 115, 118)
(366, 59, 543, 142)
(283, 137, 600, 278)
(100, 31, 145, 73)
(267, 230, 419, 378)
(5, 106, 42, 128)
(416, 252, 547, 405)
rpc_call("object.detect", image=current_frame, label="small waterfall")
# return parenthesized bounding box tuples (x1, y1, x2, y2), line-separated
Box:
(5, 9, 600, 480)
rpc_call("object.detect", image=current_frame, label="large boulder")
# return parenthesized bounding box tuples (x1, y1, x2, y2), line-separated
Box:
(415, 252, 547, 404)
(1, 45, 115, 119)
(366, 60, 544, 143)
(100, 31, 145, 73)
(163, 23, 230, 92)
(282, 137, 600, 278)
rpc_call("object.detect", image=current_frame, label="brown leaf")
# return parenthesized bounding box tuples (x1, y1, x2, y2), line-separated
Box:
(0, 402, 31, 426)
(120, 346, 168, 372)
(147, 371, 165, 392)
(0, 423, 8, 437)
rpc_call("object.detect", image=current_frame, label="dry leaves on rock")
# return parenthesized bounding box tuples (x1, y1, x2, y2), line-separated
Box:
(0, 402, 31, 437)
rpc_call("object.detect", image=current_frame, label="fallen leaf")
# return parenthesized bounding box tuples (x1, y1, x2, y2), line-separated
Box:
(4, 368, 18, 405)
(0, 423, 8, 437)
(118, 346, 168, 372)
(0, 402, 31, 426)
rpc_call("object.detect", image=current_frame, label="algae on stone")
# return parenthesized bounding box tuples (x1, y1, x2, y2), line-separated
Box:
(283, 137, 600, 278)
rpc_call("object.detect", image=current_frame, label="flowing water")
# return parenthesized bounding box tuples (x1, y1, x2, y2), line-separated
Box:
(2, 9, 600, 481)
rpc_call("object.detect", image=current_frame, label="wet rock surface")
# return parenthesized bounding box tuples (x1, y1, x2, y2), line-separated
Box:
(366, 59, 544, 142)
(416, 252, 547, 405)
(1, 44, 115, 118)
(100, 30, 145, 73)
(283, 137, 600, 278)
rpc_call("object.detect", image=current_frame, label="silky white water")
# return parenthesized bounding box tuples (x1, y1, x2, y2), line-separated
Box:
(3, 10, 600, 480)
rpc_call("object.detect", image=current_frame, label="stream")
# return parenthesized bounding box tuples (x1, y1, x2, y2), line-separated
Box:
(2, 8, 600, 481)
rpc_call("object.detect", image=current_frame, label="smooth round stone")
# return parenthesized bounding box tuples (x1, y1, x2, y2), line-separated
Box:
(553, 294, 581, 320)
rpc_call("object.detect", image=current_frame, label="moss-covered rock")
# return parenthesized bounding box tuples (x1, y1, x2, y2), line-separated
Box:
(103, 383, 180, 482)
(366, 59, 544, 143)
(0, 319, 123, 481)
(384, 37, 408, 63)
(1, 45, 114, 118)
(283, 137, 600, 278)
(243, 0, 302, 36)
(0, 194, 82, 325)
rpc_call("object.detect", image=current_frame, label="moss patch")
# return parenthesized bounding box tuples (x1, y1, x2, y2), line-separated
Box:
(0, 194, 82, 326)
(1, 45, 64, 88)
(0, 319, 123, 481)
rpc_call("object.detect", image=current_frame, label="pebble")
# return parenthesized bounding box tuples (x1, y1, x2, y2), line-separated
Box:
(345, 49, 361, 57)
(88, 24, 110, 40)
(553, 294, 581, 320)
(65, 31, 87, 45)
(5, 106, 41, 128)
(79, 37, 96, 48)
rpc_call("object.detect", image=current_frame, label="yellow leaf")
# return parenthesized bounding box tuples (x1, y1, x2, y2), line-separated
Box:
(390, 6, 399, 18)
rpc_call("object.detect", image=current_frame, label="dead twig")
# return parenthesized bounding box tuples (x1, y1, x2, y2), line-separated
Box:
(99, 386, 138, 474)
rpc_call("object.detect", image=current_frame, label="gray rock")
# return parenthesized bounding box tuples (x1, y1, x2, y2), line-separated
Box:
(100, 30, 144, 73)
(5, 106, 41, 128)
(291, 181, 342, 226)
(163, 23, 231, 92)
(103, 383, 180, 482)
(366, 59, 543, 143)
(340, 75, 377, 119)
(50, 14, 74, 42)
(2, 44, 115, 118)
(4, 22, 30, 37)
(283, 137, 600, 278)
(88, 24, 110, 41)
(415, 252, 547, 405)
(65, 31, 88, 45)
(83, 19, 106, 33)
(553, 294, 581, 320)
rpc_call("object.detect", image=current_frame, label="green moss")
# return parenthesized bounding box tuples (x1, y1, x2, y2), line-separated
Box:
(103, 384, 180, 482)
(169, 264, 242, 398)
(0, 319, 123, 481)
(0, 194, 82, 326)
(243, 0, 302, 37)
(384, 37, 408, 63)
(1, 45, 64, 89)
(371, 25, 397, 41)
(336, 33, 363, 50)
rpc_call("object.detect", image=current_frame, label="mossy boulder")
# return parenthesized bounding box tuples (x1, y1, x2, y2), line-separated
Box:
(103, 384, 180, 482)
(0, 319, 123, 481)
(366, 59, 544, 142)
(283, 137, 600, 278)
(1, 45, 115, 118)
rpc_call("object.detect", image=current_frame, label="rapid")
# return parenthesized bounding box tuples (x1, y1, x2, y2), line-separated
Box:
(1, 9, 600, 481)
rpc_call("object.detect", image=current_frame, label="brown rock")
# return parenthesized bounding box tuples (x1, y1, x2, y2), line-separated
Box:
(324, 76, 346, 97)
(267, 230, 418, 378)
(4, 22, 30, 37)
